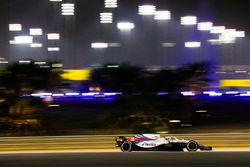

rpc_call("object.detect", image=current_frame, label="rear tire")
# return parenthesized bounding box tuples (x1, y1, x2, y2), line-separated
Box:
(186, 140, 199, 152)
(121, 141, 132, 152)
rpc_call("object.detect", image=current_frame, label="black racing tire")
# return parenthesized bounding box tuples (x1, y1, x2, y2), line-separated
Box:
(186, 140, 199, 152)
(121, 141, 132, 152)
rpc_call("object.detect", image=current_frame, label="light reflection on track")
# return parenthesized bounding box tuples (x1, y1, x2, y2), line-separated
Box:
(0, 133, 250, 152)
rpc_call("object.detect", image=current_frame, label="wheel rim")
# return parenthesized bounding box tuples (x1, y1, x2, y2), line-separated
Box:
(122, 142, 131, 152)
(189, 143, 196, 150)
(187, 141, 198, 151)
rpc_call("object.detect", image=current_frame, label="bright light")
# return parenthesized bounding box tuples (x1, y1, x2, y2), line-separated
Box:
(197, 22, 213, 31)
(219, 29, 236, 44)
(52, 94, 64, 97)
(0, 58, 8, 64)
(34, 62, 46, 65)
(203, 91, 222, 96)
(9, 40, 16, 44)
(30, 43, 43, 48)
(181, 16, 197, 25)
(185, 41, 201, 48)
(65, 93, 80, 96)
(30, 28, 43, 35)
(236, 31, 245, 38)
(19, 60, 31, 64)
(210, 26, 226, 34)
(61, 3, 75, 15)
(61, 3, 75, 7)
(100, 12, 113, 24)
(117, 22, 135, 31)
(138, 4, 156, 15)
(82, 92, 99, 96)
(196, 110, 208, 113)
(225, 91, 239, 95)
(162, 42, 176, 47)
(48, 104, 60, 107)
(181, 91, 195, 96)
(107, 65, 119, 68)
(0, 61, 8, 64)
(209, 92, 222, 96)
(50, 0, 62, 1)
(208, 39, 221, 45)
(105, 0, 118, 8)
(235, 70, 247, 73)
(154, 10, 171, 20)
(209, 29, 239, 44)
(14, 36, 33, 44)
(47, 33, 60, 40)
(62, 12, 75, 16)
(240, 93, 250, 97)
(9, 24, 22, 31)
(91, 42, 108, 49)
(169, 120, 181, 123)
(48, 47, 60, 51)
(52, 63, 63, 68)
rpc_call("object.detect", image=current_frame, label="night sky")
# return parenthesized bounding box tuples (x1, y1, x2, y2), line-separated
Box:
(0, 0, 250, 68)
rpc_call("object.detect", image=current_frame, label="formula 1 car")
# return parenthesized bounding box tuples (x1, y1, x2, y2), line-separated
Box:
(115, 134, 212, 152)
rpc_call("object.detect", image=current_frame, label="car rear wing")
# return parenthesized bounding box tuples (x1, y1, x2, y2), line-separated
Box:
(115, 136, 127, 147)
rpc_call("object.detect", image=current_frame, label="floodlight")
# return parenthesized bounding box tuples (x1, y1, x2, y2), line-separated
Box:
(117, 22, 135, 31)
(47, 33, 60, 40)
(0, 57, 8, 64)
(138, 5, 156, 15)
(34, 62, 46, 65)
(236, 31, 245, 38)
(91, 42, 108, 49)
(61, 3, 74, 7)
(169, 120, 181, 123)
(9, 40, 16, 44)
(48, 47, 60, 51)
(19, 60, 31, 64)
(52, 63, 63, 68)
(14, 36, 33, 44)
(100, 13, 113, 24)
(30, 28, 43, 35)
(218, 29, 236, 43)
(197, 22, 213, 31)
(30, 43, 43, 48)
(219, 35, 236, 44)
(154, 10, 171, 20)
(105, 0, 118, 8)
(210, 26, 226, 34)
(181, 16, 197, 25)
(9, 24, 22, 31)
(61, 3, 75, 15)
(185, 41, 201, 48)
(208, 39, 221, 45)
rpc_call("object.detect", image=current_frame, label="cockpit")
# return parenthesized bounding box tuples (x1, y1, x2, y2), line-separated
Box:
(165, 136, 178, 141)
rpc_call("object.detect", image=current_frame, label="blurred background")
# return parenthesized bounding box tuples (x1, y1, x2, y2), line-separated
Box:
(0, 0, 250, 137)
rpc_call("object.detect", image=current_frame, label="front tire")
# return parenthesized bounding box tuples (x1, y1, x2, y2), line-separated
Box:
(186, 140, 199, 152)
(121, 141, 132, 152)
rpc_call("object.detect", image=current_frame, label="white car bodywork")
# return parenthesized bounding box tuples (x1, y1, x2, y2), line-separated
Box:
(134, 134, 189, 148)
(116, 134, 212, 152)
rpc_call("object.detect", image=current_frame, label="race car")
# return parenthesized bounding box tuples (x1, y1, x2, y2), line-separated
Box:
(115, 134, 212, 152)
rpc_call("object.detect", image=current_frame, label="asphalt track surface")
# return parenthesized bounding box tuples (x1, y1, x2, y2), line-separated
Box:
(1, 152, 250, 167)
